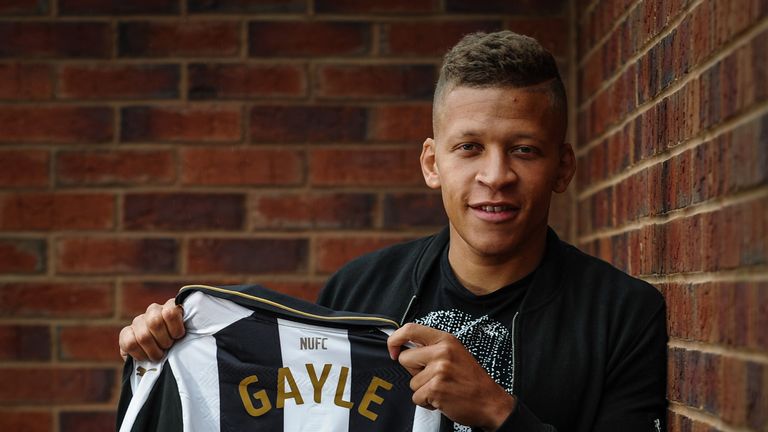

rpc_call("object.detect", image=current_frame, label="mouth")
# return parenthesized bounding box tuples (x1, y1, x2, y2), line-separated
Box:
(468, 202, 520, 222)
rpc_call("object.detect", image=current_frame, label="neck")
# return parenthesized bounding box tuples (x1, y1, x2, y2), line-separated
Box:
(447, 227, 547, 296)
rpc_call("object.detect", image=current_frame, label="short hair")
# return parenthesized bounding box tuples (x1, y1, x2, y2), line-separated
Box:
(434, 31, 567, 137)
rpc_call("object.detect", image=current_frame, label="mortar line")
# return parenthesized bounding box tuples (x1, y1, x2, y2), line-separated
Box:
(576, 99, 768, 199)
(576, 15, 768, 152)
(577, 186, 768, 243)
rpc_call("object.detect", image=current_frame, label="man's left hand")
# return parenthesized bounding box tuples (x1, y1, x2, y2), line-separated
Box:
(387, 323, 516, 431)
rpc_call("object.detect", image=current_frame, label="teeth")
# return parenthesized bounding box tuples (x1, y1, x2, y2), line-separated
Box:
(481, 205, 511, 213)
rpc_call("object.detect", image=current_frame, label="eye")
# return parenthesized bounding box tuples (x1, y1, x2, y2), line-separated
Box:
(457, 143, 480, 152)
(512, 145, 540, 156)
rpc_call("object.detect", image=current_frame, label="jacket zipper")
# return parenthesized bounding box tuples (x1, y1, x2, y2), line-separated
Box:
(399, 295, 417, 326)
(511, 311, 519, 394)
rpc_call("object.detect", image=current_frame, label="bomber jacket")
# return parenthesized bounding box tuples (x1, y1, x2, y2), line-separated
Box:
(317, 227, 667, 432)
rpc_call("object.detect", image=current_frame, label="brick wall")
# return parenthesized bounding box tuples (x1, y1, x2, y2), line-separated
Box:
(0, 1, 569, 430)
(576, 0, 767, 430)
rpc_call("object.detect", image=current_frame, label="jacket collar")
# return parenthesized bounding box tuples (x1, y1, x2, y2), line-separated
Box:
(411, 226, 565, 314)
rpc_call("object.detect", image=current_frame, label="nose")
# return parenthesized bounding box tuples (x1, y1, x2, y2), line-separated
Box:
(475, 150, 517, 190)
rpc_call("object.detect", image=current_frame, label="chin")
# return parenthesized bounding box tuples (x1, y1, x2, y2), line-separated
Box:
(466, 235, 522, 258)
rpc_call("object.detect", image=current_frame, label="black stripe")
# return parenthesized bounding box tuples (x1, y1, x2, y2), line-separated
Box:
(129, 362, 183, 432)
(216, 313, 284, 431)
(348, 328, 417, 431)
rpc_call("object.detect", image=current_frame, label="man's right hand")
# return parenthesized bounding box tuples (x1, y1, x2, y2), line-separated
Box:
(118, 298, 185, 362)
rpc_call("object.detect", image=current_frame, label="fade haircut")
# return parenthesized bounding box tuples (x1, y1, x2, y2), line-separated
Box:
(434, 31, 567, 139)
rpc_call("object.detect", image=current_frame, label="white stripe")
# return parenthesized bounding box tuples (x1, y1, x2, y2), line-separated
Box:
(182, 291, 254, 336)
(278, 318, 352, 432)
(119, 358, 166, 432)
(412, 406, 442, 432)
(169, 335, 220, 432)
(169, 291, 254, 432)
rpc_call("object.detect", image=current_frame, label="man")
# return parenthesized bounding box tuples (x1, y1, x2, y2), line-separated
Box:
(119, 31, 667, 431)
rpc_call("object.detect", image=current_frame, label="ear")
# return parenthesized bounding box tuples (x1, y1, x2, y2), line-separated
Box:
(553, 142, 576, 193)
(420, 138, 441, 189)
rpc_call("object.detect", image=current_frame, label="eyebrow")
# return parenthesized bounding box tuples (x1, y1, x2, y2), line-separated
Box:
(456, 130, 484, 138)
(453, 130, 544, 144)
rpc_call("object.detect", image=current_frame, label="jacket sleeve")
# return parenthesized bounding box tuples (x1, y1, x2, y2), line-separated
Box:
(494, 400, 558, 432)
(593, 302, 668, 432)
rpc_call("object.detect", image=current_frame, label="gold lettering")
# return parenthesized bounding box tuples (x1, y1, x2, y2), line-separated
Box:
(306, 363, 332, 403)
(239, 375, 272, 417)
(333, 366, 354, 409)
(277, 367, 304, 408)
(357, 376, 393, 421)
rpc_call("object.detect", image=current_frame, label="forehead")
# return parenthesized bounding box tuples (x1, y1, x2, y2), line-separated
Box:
(435, 86, 561, 142)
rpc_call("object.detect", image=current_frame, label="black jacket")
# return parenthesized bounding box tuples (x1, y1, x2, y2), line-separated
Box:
(317, 227, 667, 432)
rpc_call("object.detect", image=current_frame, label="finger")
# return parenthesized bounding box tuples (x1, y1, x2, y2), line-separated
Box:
(161, 298, 185, 340)
(398, 341, 456, 374)
(119, 325, 149, 362)
(387, 323, 446, 359)
(406, 352, 454, 392)
(145, 304, 175, 351)
(411, 381, 439, 411)
(132, 315, 166, 362)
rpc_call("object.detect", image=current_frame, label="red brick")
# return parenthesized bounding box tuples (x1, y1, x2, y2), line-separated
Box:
(265, 280, 324, 303)
(315, 236, 410, 274)
(251, 192, 375, 229)
(720, 356, 749, 426)
(310, 148, 423, 186)
(188, 238, 307, 274)
(58, 64, 179, 100)
(0, 22, 110, 58)
(0, 106, 113, 144)
(56, 149, 175, 186)
(120, 280, 241, 317)
(0, 238, 45, 274)
(382, 21, 501, 56)
(189, 0, 306, 13)
(316, 64, 435, 99)
(0, 193, 114, 231)
(189, 63, 306, 99)
(746, 362, 768, 430)
(0, 325, 51, 360)
(119, 22, 239, 58)
(250, 106, 367, 142)
(59, 0, 177, 14)
(248, 22, 369, 57)
(369, 104, 432, 141)
(382, 193, 447, 228)
(56, 237, 178, 274)
(0, 282, 113, 318)
(0, 150, 49, 187)
(0, 411, 52, 432)
(58, 325, 122, 362)
(0, 64, 53, 100)
(181, 148, 303, 186)
(445, 0, 564, 14)
(0, 368, 115, 404)
(60, 412, 117, 432)
(121, 106, 241, 143)
(315, 0, 436, 13)
(120, 281, 182, 317)
(124, 193, 245, 231)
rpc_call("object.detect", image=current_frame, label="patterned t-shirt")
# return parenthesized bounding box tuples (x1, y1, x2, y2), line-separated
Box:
(414, 246, 534, 432)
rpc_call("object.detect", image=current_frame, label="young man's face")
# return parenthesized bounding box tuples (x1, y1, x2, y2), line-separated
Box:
(421, 85, 575, 261)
